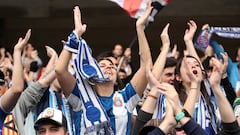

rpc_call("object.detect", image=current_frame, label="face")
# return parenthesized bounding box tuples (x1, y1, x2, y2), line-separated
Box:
(98, 59, 117, 83)
(118, 71, 127, 80)
(175, 130, 187, 135)
(25, 43, 34, 57)
(179, 57, 203, 83)
(160, 66, 176, 85)
(0, 83, 7, 96)
(113, 44, 123, 57)
(36, 124, 68, 135)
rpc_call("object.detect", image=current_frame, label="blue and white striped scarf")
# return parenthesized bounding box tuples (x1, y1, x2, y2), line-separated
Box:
(65, 31, 113, 135)
(194, 27, 240, 52)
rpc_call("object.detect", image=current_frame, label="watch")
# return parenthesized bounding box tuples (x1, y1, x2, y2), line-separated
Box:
(182, 109, 192, 118)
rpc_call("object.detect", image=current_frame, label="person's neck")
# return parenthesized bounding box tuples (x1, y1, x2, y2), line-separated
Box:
(94, 82, 114, 97)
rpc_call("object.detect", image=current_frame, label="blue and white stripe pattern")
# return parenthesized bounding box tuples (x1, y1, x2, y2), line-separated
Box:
(194, 26, 240, 52)
(210, 27, 240, 39)
(156, 92, 219, 135)
(66, 31, 113, 134)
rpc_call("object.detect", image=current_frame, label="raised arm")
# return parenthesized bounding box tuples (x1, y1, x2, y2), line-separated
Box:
(209, 57, 236, 123)
(0, 29, 31, 112)
(151, 23, 170, 80)
(131, 3, 152, 96)
(38, 46, 58, 87)
(184, 20, 201, 62)
(55, 6, 86, 97)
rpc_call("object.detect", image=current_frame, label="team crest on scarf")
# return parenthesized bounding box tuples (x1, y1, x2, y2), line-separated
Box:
(114, 97, 123, 107)
(195, 30, 211, 52)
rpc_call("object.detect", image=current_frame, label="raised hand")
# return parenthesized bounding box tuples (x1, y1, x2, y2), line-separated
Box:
(14, 29, 31, 52)
(156, 82, 179, 106)
(209, 57, 223, 87)
(73, 6, 87, 38)
(136, 1, 152, 28)
(160, 23, 170, 47)
(184, 20, 197, 42)
(45, 46, 57, 58)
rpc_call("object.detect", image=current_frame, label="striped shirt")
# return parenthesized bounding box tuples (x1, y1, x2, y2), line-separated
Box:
(71, 83, 140, 135)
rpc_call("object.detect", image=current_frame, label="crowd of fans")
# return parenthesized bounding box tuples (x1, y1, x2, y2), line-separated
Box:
(0, 4, 240, 135)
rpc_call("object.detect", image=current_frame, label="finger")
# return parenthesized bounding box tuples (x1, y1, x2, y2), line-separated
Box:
(24, 29, 31, 42)
(161, 23, 170, 36)
(18, 37, 23, 43)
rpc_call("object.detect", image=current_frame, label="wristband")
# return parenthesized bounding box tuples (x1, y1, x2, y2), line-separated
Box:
(182, 109, 192, 118)
(148, 93, 158, 100)
(175, 112, 185, 121)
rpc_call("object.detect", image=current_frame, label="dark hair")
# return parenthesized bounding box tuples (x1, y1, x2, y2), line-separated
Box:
(174, 55, 215, 122)
(164, 57, 177, 69)
(30, 61, 39, 72)
(202, 56, 214, 71)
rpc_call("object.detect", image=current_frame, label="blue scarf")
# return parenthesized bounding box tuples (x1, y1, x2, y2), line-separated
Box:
(194, 27, 240, 52)
(65, 31, 113, 135)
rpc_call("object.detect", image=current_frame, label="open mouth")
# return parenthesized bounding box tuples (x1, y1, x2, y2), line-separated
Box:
(192, 70, 198, 75)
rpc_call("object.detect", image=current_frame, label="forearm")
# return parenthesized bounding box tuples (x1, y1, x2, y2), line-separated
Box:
(12, 50, 24, 93)
(152, 45, 169, 80)
(38, 67, 56, 87)
(185, 40, 201, 62)
(131, 25, 152, 96)
(183, 89, 199, 116)
(141, 88, 159, 113)
(136, 26, 152, 68)
(55, 49, 72, 75)
(212, 85, 236, 123)
(14, 82, 47, 117)
(45, 54, 58, 72)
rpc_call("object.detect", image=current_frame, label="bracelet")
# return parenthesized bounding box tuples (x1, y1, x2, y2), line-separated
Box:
(175, 111, 185, 122)
(182, 109, 192, 118)
(148, 93, 158, 100)
(190, 87, 198, 89)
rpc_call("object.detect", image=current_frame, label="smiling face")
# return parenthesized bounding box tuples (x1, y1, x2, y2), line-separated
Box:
(178, 56, 203, 83)
(98, 59, 117, 83)
(161, 66, 176, 85)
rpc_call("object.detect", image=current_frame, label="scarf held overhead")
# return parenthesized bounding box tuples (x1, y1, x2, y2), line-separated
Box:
(194, 26, 240, 52)
(65, 31, 113, 135)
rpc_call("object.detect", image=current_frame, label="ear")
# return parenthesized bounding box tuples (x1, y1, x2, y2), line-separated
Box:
(175, 75, 181, 82)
